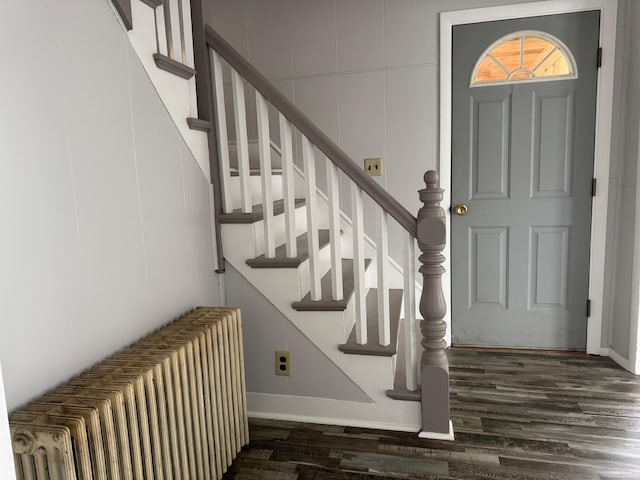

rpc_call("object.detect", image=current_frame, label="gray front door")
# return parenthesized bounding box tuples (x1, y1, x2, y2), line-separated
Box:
(451, 12, 600, 349)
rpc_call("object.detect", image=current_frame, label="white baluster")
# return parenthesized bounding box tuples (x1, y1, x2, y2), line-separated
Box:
(326, 161, 343, 301)
(403, 231, 417, 391)
(162, 2, 174, 59)
(279, 114, 297, 258)
(178, 0, 194, 67)
(166, 0, 182, 61)
(211, 51, 233, 213)
(155, 6, 168, 57)
(352, 184, 367, 344)
(231, 70, 252, 213)
(376, 207, 390, 346)
(256, 92, 275, 258)
(302, 137, 321, 301)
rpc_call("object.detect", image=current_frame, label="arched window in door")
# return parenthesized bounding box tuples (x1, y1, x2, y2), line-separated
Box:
(470, 30, 577, 86)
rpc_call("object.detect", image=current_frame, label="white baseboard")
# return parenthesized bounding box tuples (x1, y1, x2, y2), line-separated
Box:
(607, 348, 631, 371)
(418, 420, 455, 441)
(247, 392, 420, 432)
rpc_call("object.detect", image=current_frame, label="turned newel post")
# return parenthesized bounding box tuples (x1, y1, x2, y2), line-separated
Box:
(417, 170, 452, 439)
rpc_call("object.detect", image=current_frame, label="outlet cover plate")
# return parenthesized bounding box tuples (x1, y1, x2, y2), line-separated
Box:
(364, 158, 382, 176)
(275, 350, 290, 376)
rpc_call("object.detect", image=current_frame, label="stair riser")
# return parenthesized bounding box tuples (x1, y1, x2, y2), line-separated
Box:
(247, 206, 310, 258)
(225, 175, 284, 209)
(228, 140, 283, 171)
(225, 223, 338, 302)
(295, 236, 335, 302)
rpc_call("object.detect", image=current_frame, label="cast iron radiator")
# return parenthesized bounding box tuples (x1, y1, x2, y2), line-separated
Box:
(9, 306, 248, 480)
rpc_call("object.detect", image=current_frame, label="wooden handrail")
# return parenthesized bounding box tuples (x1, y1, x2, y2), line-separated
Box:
(204, 25, 417, 238)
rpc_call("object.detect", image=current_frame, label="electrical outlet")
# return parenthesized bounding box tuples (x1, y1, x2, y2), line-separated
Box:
(364, 158, 382, 176)
(275, 350, 290, 376)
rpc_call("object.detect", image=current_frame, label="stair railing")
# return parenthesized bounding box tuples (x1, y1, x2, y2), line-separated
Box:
(200, 24, 450, 438)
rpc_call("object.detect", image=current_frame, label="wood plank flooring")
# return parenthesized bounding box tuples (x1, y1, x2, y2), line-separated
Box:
(225, 348, 640, 479)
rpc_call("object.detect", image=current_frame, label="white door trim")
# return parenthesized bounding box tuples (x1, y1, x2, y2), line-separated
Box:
(439, 0, 618, 355)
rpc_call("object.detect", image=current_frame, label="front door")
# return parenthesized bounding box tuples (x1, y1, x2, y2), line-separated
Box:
(451, 12, 600, 349)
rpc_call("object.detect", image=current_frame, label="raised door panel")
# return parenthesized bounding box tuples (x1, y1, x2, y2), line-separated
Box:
(469, 227, 509, 309)
(470, 93, 511, 200)
(528, 226, 570, 310)
(530, 89, 575, 198)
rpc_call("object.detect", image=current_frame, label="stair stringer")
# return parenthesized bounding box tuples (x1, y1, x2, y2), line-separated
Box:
(119, 1, 210, 178)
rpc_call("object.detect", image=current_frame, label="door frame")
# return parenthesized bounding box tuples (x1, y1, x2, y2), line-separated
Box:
(439, 0, 618, 355)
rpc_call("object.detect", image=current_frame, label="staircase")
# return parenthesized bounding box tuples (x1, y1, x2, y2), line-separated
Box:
(110, 0, 452, 439)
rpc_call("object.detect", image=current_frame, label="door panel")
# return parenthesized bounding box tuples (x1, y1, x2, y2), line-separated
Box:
(531, 90, 574, 198)
(451, 12, 600, 349)
(528, 226, 570, 309)
(471, 93, 511, 200)
(469, 227, 509, 308)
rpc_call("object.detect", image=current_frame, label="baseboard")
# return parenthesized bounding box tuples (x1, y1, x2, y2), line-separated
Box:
(418, 420, 455, 441)
(607, 348, 631, 370)
(247, 392, 420, 432)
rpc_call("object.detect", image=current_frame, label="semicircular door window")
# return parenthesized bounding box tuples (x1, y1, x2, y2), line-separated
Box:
(471, 30, 577, 86)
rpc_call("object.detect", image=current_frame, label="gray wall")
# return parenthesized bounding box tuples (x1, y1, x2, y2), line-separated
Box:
(0, 0, 219, 410)
(606, 0, 640, 359)
(226, 266, 370, 402)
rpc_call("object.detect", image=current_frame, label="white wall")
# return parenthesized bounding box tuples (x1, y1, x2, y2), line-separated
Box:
(0, 364, 16, 480)
(0, 0, 219, 410)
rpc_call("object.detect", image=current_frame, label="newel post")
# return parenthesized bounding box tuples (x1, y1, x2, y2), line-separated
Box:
(417, 171, 453, 440)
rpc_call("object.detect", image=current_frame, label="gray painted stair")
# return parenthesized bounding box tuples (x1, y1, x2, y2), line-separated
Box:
(386, 320, 421, 401)
(246, 230, 331, 268)
(152, 53, 196, 79)
(338, 288, 403, 356)
(187, 117, 211, 132)
(230, 168, 282, 177)
(292, 258, 371, 311)
(219, 198, 304, 224)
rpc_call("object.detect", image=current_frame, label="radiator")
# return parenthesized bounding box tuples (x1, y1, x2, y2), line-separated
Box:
(9, 306, 248, 480)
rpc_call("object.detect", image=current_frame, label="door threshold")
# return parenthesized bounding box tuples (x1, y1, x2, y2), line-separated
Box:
(451, 345, 587, 355)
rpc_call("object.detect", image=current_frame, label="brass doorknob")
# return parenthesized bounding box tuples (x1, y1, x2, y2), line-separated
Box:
(454, 204, 468, 216)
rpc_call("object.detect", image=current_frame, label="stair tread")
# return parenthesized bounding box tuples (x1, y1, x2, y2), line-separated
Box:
(187, 117, 211, 132)
(246, 230, 331, 268)
(338, 288, 403, 357)
(292, 258, 371, 311)
(153, 53, 195, 79)
(229, 168, 283, 177)
(220, 198, 304, 224)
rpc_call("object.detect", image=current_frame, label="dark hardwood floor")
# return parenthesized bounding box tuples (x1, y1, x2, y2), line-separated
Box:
(225, 348, 640, 479)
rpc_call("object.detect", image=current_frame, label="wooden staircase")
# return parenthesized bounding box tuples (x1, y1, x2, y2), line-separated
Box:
(111, 0, 452, 439)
